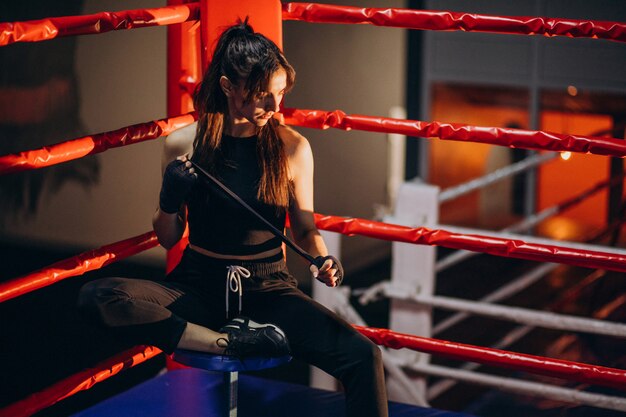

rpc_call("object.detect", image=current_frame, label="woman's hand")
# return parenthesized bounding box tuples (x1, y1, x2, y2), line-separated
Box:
(159, 155, 198, 214)
(310, 256, 344, 287)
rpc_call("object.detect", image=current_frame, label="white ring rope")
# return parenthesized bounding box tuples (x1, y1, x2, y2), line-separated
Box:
(439, 153, 557, 203)
(436, 176, 619, 273)
(380, 283, 626, 338)
(351, 266, 624, 411)
(398, 360, 626, 413)
(433, 264, 606, 334)
(428, 269, 610, 398)
(356, 276, 626, 410)
(432, 262, 559, 335)
(357, 279, 626, 410)
(427, 325, 535, 400)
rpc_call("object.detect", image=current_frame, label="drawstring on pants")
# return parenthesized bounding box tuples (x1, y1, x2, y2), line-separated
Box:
(225, 265, 251, 318)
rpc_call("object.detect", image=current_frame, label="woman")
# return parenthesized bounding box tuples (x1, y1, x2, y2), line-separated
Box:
(78, 21, 388, 417)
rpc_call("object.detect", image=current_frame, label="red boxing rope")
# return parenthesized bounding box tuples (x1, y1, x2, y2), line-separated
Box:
(282, 3, 626, 43)
(4, 109, 624, 175)
(0, 346, 161, 417)
(0, 113, 196, 175)
(0, 232, 158, 304)
(0, 3, 200, 46)
(3, 2, 625, 46)
(313, 214, 626, 274)
(356, 326, 626, 391)
(283, 108, 626, 158)
(3, 214, 625, 307)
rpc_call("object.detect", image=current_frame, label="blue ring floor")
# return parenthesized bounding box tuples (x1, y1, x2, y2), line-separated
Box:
(71, 368, 476, 417)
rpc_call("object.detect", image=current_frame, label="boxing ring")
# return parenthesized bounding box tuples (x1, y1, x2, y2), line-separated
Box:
(2, 1, 626, 416)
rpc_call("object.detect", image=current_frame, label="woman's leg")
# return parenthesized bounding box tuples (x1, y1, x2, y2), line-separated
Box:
(77, 277, 226, 354)
(246, 286, 388, 417)
(179, 322, 227, 353)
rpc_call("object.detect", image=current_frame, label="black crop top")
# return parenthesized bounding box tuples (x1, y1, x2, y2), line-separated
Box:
(186, 134, 286, 255)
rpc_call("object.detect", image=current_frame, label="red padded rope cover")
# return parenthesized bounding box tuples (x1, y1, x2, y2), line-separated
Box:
(4, 108, 624, 175)
(5, 214, 623, 306)
(313, 214, 626, 274)
(356, 326, 626, 390)
(283, 108, 626, 158)
(0, 113, 196, 175)
(282, 3, 626, 43)
(0, 346, 161, 417)
(5, 212, 625, 303)
(0, 232, 158, 304)
(3, 2, 626, 47)
(0, 3, 200, 46)
(4, 107, 625, 176)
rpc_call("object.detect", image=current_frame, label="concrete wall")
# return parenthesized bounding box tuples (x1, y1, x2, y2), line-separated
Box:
(4, 0, 168, 266)
(4, 0, 407, 273)
(283, 0, 407, 272)
(423, 0, 626, 90)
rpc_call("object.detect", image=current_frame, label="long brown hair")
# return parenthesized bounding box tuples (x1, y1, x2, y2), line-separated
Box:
(192, 20, 295, 208)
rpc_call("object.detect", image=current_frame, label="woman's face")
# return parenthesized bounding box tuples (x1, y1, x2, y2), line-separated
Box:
(227, 68, 287, 128)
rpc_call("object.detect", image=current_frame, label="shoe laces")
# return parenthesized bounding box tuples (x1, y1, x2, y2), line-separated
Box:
(216, 336, 240, 358)
(225, 265, 251, 318)
(217, 327, 257, 359)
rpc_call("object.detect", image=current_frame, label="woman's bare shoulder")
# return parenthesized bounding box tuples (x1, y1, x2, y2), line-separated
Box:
(277, 124, 313, 181)
(277, 124, 311, 159)
(163, 121, 197, 162)
(160, 121, 197, 172)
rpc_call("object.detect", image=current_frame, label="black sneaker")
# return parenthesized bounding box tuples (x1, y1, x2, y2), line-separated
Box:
(218, 316, 290, 358)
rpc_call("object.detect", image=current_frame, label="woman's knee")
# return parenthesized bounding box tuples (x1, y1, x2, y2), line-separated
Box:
(76, 277, 130, 317)
(329, 335, 384, 387)
(333, 333, 383, 376)
(352, 336, 383, 366)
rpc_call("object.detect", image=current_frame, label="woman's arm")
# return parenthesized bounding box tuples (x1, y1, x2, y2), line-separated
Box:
(152, 207, 186, 250)
(152, 123, 196, 249)
(283, 126, 341, 286)
(287, 137, 326, 257)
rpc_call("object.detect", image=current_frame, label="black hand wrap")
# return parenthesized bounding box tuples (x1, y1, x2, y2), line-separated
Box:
(313, 255, 344, 287)
(159, 159, 197, 214)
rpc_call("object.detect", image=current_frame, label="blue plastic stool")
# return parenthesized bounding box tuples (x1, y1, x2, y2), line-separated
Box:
(172, 349, 291, 417)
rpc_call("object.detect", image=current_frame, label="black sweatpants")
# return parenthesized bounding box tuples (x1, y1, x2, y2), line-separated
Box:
(77, 247, 388, 417)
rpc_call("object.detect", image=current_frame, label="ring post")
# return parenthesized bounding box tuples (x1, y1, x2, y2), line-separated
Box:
(199, 0, 282, 68)
(166, 0, 199, 120)
(386, 182, 439, 404)
(166, 0, 200, 274)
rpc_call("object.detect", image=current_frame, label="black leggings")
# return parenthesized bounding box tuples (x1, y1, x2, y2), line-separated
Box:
(77, 247, 388, 417)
